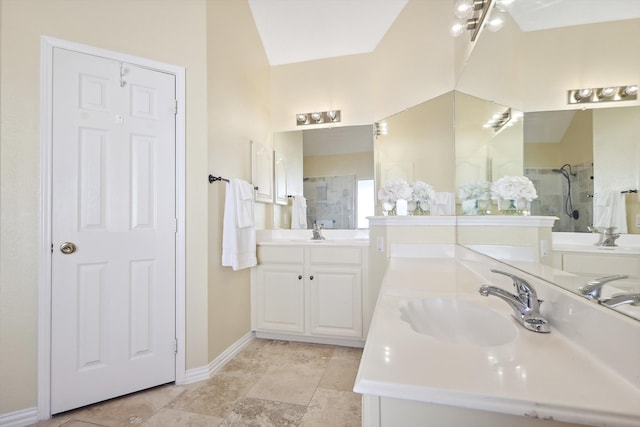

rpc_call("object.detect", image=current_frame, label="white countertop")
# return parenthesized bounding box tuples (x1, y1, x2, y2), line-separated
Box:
(553, 232, 640, 255)
(354, 249, 640, 426)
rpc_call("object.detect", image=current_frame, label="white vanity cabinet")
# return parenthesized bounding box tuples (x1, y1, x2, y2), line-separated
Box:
(253, 246, 305, 333)
(252, 243, 368, 346)
(554, 251, 640, 276)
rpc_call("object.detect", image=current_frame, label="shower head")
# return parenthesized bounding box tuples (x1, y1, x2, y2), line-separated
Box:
(553, 164, 577, 176)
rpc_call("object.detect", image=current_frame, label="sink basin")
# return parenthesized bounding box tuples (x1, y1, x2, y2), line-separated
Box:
(399, 298, 518, 347)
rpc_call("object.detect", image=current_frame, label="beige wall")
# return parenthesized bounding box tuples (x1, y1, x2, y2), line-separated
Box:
(371, 0, 454, 121)
(304, 152, 374, 180)
(376, 92, 456, 203)
(521, 19, 640, 113)
(0, 0, 269, 416)
(456, 13, 523, 110)
(205, 1, 271, 366)
(593, 106, 640, 197)
(270, 0, 455, 132)
(524, 110, 593, 168)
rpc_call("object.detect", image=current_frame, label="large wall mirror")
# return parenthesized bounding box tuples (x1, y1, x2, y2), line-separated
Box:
(274, 125, 374, 229)
(455, 3, 640, 320)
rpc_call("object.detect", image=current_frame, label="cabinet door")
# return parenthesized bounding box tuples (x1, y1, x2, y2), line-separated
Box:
(254, 265, 304, 333)
(308, 267, 363, 338)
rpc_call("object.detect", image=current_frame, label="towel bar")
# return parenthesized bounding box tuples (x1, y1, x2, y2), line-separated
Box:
(208, 175, 258, 190)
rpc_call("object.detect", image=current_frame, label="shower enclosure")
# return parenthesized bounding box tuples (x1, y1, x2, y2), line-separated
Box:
(525, 162, 593, 232)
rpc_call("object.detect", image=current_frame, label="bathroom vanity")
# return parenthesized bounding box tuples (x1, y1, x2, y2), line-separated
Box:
(252, 231, 369, 347)
(355, 245, 640, 427)
(552, 232, 640, 276)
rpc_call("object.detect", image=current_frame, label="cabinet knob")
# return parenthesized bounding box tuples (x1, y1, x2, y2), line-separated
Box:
(298, 275, 303, 280)
(309, 275, 314, 280)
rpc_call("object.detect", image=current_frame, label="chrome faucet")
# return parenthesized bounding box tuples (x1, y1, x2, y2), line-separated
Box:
(600, 293, 640, 308)
(478, 269, 550, 333)
(578, 274, 629, 299)
(588, 226, 621, 247)
(311, 223, 325, 240)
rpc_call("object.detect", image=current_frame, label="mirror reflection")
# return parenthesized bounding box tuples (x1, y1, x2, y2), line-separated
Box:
(454, 91, 523, 193)
(274, 125, 374, 229)
(454, 6, 640, 320)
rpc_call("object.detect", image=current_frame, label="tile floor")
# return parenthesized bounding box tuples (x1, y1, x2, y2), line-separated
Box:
(33, 339, 363, 427)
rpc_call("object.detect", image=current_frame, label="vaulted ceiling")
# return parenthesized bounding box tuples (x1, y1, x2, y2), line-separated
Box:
(249, 0, 640, 66)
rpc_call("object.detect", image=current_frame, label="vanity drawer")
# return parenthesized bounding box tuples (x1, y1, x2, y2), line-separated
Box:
(257, 246, 304, 265)
(308, 246, 362, 266)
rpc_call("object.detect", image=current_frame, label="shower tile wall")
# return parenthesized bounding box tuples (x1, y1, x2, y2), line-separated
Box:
(525, 162, 593, 232)
(304, 175, 356, 229)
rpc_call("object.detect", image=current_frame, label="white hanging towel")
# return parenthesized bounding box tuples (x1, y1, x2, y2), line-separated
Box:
(222, 179, 257, 271)
(291, 195, 308, 229)
(615, 192, 628, 233)
(594, 190, 628, 233)
(431, 192, 456, 215)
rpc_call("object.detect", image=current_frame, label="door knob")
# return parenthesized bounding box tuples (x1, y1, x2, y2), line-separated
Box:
(60, 242, 77, 254)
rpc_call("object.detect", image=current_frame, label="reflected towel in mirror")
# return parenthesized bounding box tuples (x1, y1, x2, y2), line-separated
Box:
(291, 195, 307, 229)
(431, 192, 456, 215)
(594, 190, 628, 233)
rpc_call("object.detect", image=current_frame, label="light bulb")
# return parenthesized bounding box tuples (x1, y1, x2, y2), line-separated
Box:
(622, 85, 638, 96)
(486, 12, 505, 32)
(454, 0, 474, 18)
(296, 114, 308, 124)
(450, 20, 467, 37)
(310, 112, 323, 123)
(574, 88, 593, 101)
(326, 110, 337, 121)
(598, 87, 616, 98)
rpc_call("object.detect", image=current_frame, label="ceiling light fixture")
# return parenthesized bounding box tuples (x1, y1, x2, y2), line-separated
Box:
(450, 0, 513, 41)
(296, 110, 341, 126)
(568, 85, 638, 104)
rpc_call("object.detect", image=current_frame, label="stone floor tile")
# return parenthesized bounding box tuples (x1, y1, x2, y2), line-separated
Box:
(167, 372, 257, 419)
(300, 388, 362, 427)
(220, 397, 306, 427)
(332, 346, 363, 361)
(318, 358, 361, 392)
(141, 408, 223, 426)
(70, 384, 185, 427)
(245, 363, 325, 406)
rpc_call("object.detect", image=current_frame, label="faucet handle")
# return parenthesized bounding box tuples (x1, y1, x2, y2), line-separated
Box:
(490, 269, 539, 309)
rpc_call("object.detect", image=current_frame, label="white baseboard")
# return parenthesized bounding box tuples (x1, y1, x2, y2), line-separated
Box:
(0, 407, 39, 427)
(180, 331, 255, 385)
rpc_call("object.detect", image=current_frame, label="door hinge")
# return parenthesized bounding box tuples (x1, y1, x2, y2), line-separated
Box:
(173, 99, 178, 115)
(51, 243, 53, 254)
(173, 338, 178, 354)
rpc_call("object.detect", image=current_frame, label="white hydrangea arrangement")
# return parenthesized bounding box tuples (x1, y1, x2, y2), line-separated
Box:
(377, 180, 413, 205)
(490, 176, 538, 201)
(458, 181, 491, 201)
(411, 181, 435, 205)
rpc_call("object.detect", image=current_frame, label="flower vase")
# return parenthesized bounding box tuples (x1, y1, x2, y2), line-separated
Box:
(462, 199, 478, 215)
(383, 202, 396, 216)
(497, 198, 530, 215)
(412, 200, 429, 216)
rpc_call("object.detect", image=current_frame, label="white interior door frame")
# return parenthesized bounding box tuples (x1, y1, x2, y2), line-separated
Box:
(38, 36, 186, 420)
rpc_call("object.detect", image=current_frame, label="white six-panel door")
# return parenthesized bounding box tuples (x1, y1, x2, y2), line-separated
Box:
(50, 47, 176, 414)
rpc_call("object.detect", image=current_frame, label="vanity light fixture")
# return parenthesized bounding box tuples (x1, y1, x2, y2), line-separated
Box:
(568, 85, 638, 104)
(296, 110, 341, 126)
(483, 108, 514, 132)
(374, 121, 388, 137)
